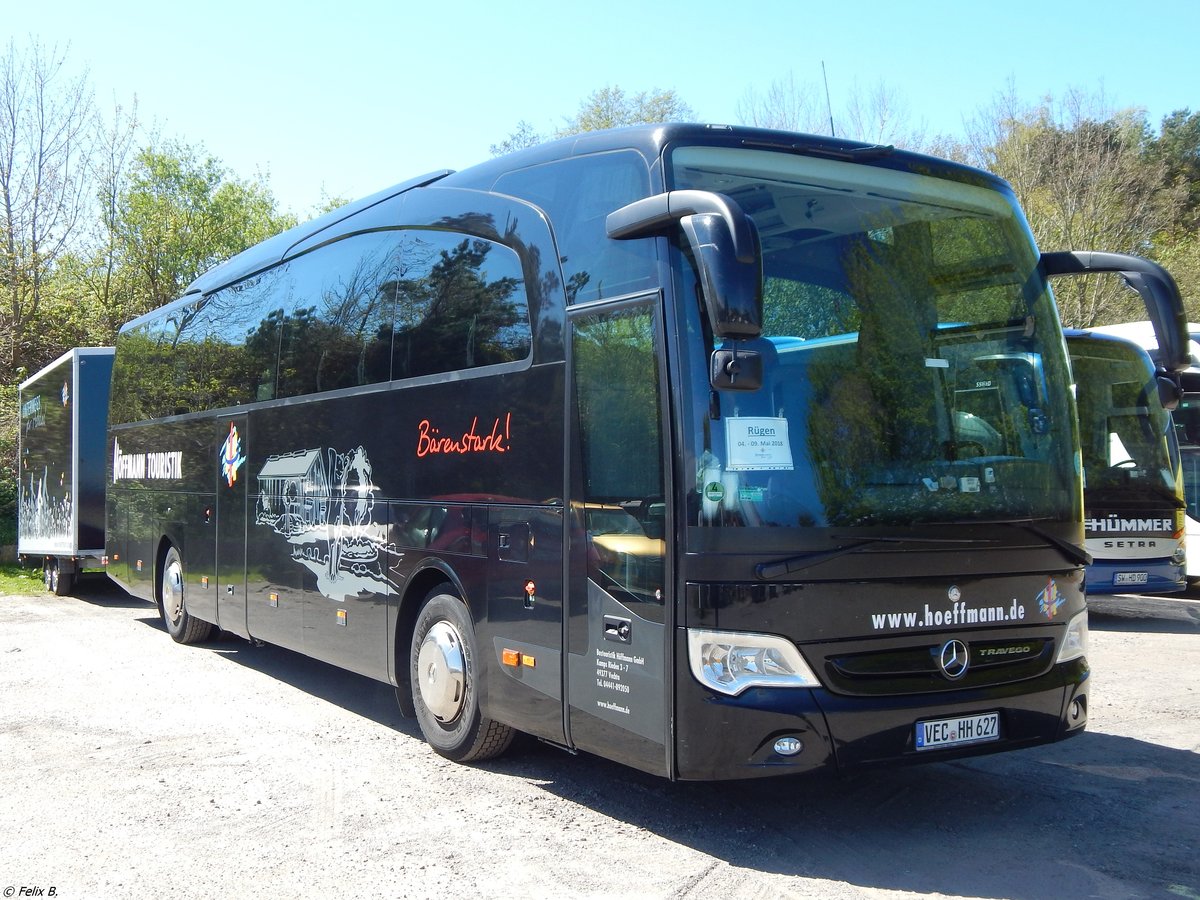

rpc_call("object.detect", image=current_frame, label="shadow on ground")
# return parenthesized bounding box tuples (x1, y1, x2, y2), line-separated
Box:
(114, 586, 1197, 899)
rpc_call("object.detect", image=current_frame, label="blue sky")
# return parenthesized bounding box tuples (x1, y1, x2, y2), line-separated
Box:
(7, 0, 1197, 215)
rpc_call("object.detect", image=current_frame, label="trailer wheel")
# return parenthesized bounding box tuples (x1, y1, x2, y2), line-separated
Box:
(410, 589, 514, 762)
(159, 545, 214, 645)
(45, 559, 74, 596)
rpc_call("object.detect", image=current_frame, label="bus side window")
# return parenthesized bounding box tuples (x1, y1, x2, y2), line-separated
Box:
(145, 268, 289, 417)
(493, 150, 656, 304)
(110, 321, 162, 424)
(194, 269, 289, 409)
(277, 232, 401, 398)
(391, 230, 531, 380)
(573, 302, 666, 618)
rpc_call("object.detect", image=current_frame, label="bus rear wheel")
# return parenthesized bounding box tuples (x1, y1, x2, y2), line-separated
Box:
(410, 589, 514, 762)
(159, 545, 214, 645)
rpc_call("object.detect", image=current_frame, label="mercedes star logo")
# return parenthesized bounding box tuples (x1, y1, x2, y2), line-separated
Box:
(938, 639, 970, 680)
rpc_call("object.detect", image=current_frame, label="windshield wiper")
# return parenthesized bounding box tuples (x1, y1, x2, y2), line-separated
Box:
(756, 535, 983, 580)
(756, 521, 1091, 580)
(884, 517, 1092, 568)
(1007, 519, 1092, 567)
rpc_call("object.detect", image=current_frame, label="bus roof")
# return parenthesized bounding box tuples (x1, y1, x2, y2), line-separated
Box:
(1087, 321, 1200, 370)
(172, 123, 1013, 314)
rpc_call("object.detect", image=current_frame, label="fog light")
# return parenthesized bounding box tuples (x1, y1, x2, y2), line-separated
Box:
(1069, 697, 1086, 724)
(773, 736, 803, 756)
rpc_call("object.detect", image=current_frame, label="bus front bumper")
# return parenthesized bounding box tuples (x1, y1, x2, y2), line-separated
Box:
(673, 654, 1089, 781)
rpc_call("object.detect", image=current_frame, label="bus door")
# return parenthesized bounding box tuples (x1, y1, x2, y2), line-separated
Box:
(565, 297, 671, 777)
(486, 503, 566, 742)
(215, 416, 250, 639)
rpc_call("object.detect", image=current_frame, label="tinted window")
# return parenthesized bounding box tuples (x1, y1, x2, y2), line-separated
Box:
(573, 302, 666, 619)
(110, 291, 274, 424)
(493, 150, 656, 304)
(391, 230, 530, 379)
(184, 267, 288, 407)
(276, 231, 400, 398)
(110, 319, 169, 425)
(112, 227, 533, 421)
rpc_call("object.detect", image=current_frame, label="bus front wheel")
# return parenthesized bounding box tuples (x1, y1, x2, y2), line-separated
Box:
(410, 589, 514, 762)
(159, 545, 214, 645)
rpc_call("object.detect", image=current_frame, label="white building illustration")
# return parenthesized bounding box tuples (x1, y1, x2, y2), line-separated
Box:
(256, 445, 397, 601)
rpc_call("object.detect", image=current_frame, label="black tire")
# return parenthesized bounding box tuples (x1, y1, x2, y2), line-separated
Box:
(54, 570, 74, 596)
(159, 545, 214, 645)
(409, 589, 514, 762)
(45, 559, 73, 596)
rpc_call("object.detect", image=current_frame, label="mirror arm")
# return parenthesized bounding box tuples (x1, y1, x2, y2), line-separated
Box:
(607, 190, 757, 263)
(1041, 250, 1191, 374)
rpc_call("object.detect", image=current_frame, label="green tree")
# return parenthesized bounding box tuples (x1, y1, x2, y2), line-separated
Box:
(115, 140, 296, 322)
(0, 38, 93, 371)
(1155, 230, 1200, 323)
(1145, 109, 1200, 230)
(562, 85, 693, 134)
(76, 98, 142, 342)
(491, 86, 694, 155)
(14, 99, 147, 374)
(963, 87, 1177, 327)
(1144, 109, 1200, 320)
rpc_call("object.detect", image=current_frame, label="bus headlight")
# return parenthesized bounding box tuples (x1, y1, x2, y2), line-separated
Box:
(687, 629, 821, 696)
(1056, 609, 1089, 664)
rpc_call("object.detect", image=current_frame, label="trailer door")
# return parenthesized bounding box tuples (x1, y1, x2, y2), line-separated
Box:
(565, 297, 670, 777)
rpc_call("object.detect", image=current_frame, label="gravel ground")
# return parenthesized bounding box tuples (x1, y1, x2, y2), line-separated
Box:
(0, 579, 1197, 900)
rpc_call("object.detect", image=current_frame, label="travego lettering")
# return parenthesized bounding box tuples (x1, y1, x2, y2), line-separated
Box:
(976, 645, 1032, 658)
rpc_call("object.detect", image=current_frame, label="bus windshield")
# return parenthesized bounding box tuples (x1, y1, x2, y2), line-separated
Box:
(1176, 388, 1200, 521)
(669, 145, 1080, 532)
(1071, 336, 1178, 504)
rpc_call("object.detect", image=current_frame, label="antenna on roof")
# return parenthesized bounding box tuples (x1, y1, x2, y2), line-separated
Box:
(821, 61, 836, 137)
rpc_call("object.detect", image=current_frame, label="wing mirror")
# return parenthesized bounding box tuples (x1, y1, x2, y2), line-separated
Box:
(608, 190, 763, 341)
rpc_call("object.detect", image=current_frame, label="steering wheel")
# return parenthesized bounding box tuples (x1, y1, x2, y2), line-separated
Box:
(954, 441, 989, 459)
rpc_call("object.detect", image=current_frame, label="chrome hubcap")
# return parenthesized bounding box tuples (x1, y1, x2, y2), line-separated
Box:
(163, 559, 184, 624)
(417, 621, 465, 723)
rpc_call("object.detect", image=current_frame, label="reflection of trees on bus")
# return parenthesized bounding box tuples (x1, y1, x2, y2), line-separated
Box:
(109, 229, 532, 424)
(391, 237, 524, 379)
(736, 211, 1069, 527)
(572, 305, 665, 614)
(573, 307, 662, 503)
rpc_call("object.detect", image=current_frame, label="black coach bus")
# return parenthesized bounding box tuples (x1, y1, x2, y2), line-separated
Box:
(104, 124, 1190, 779)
